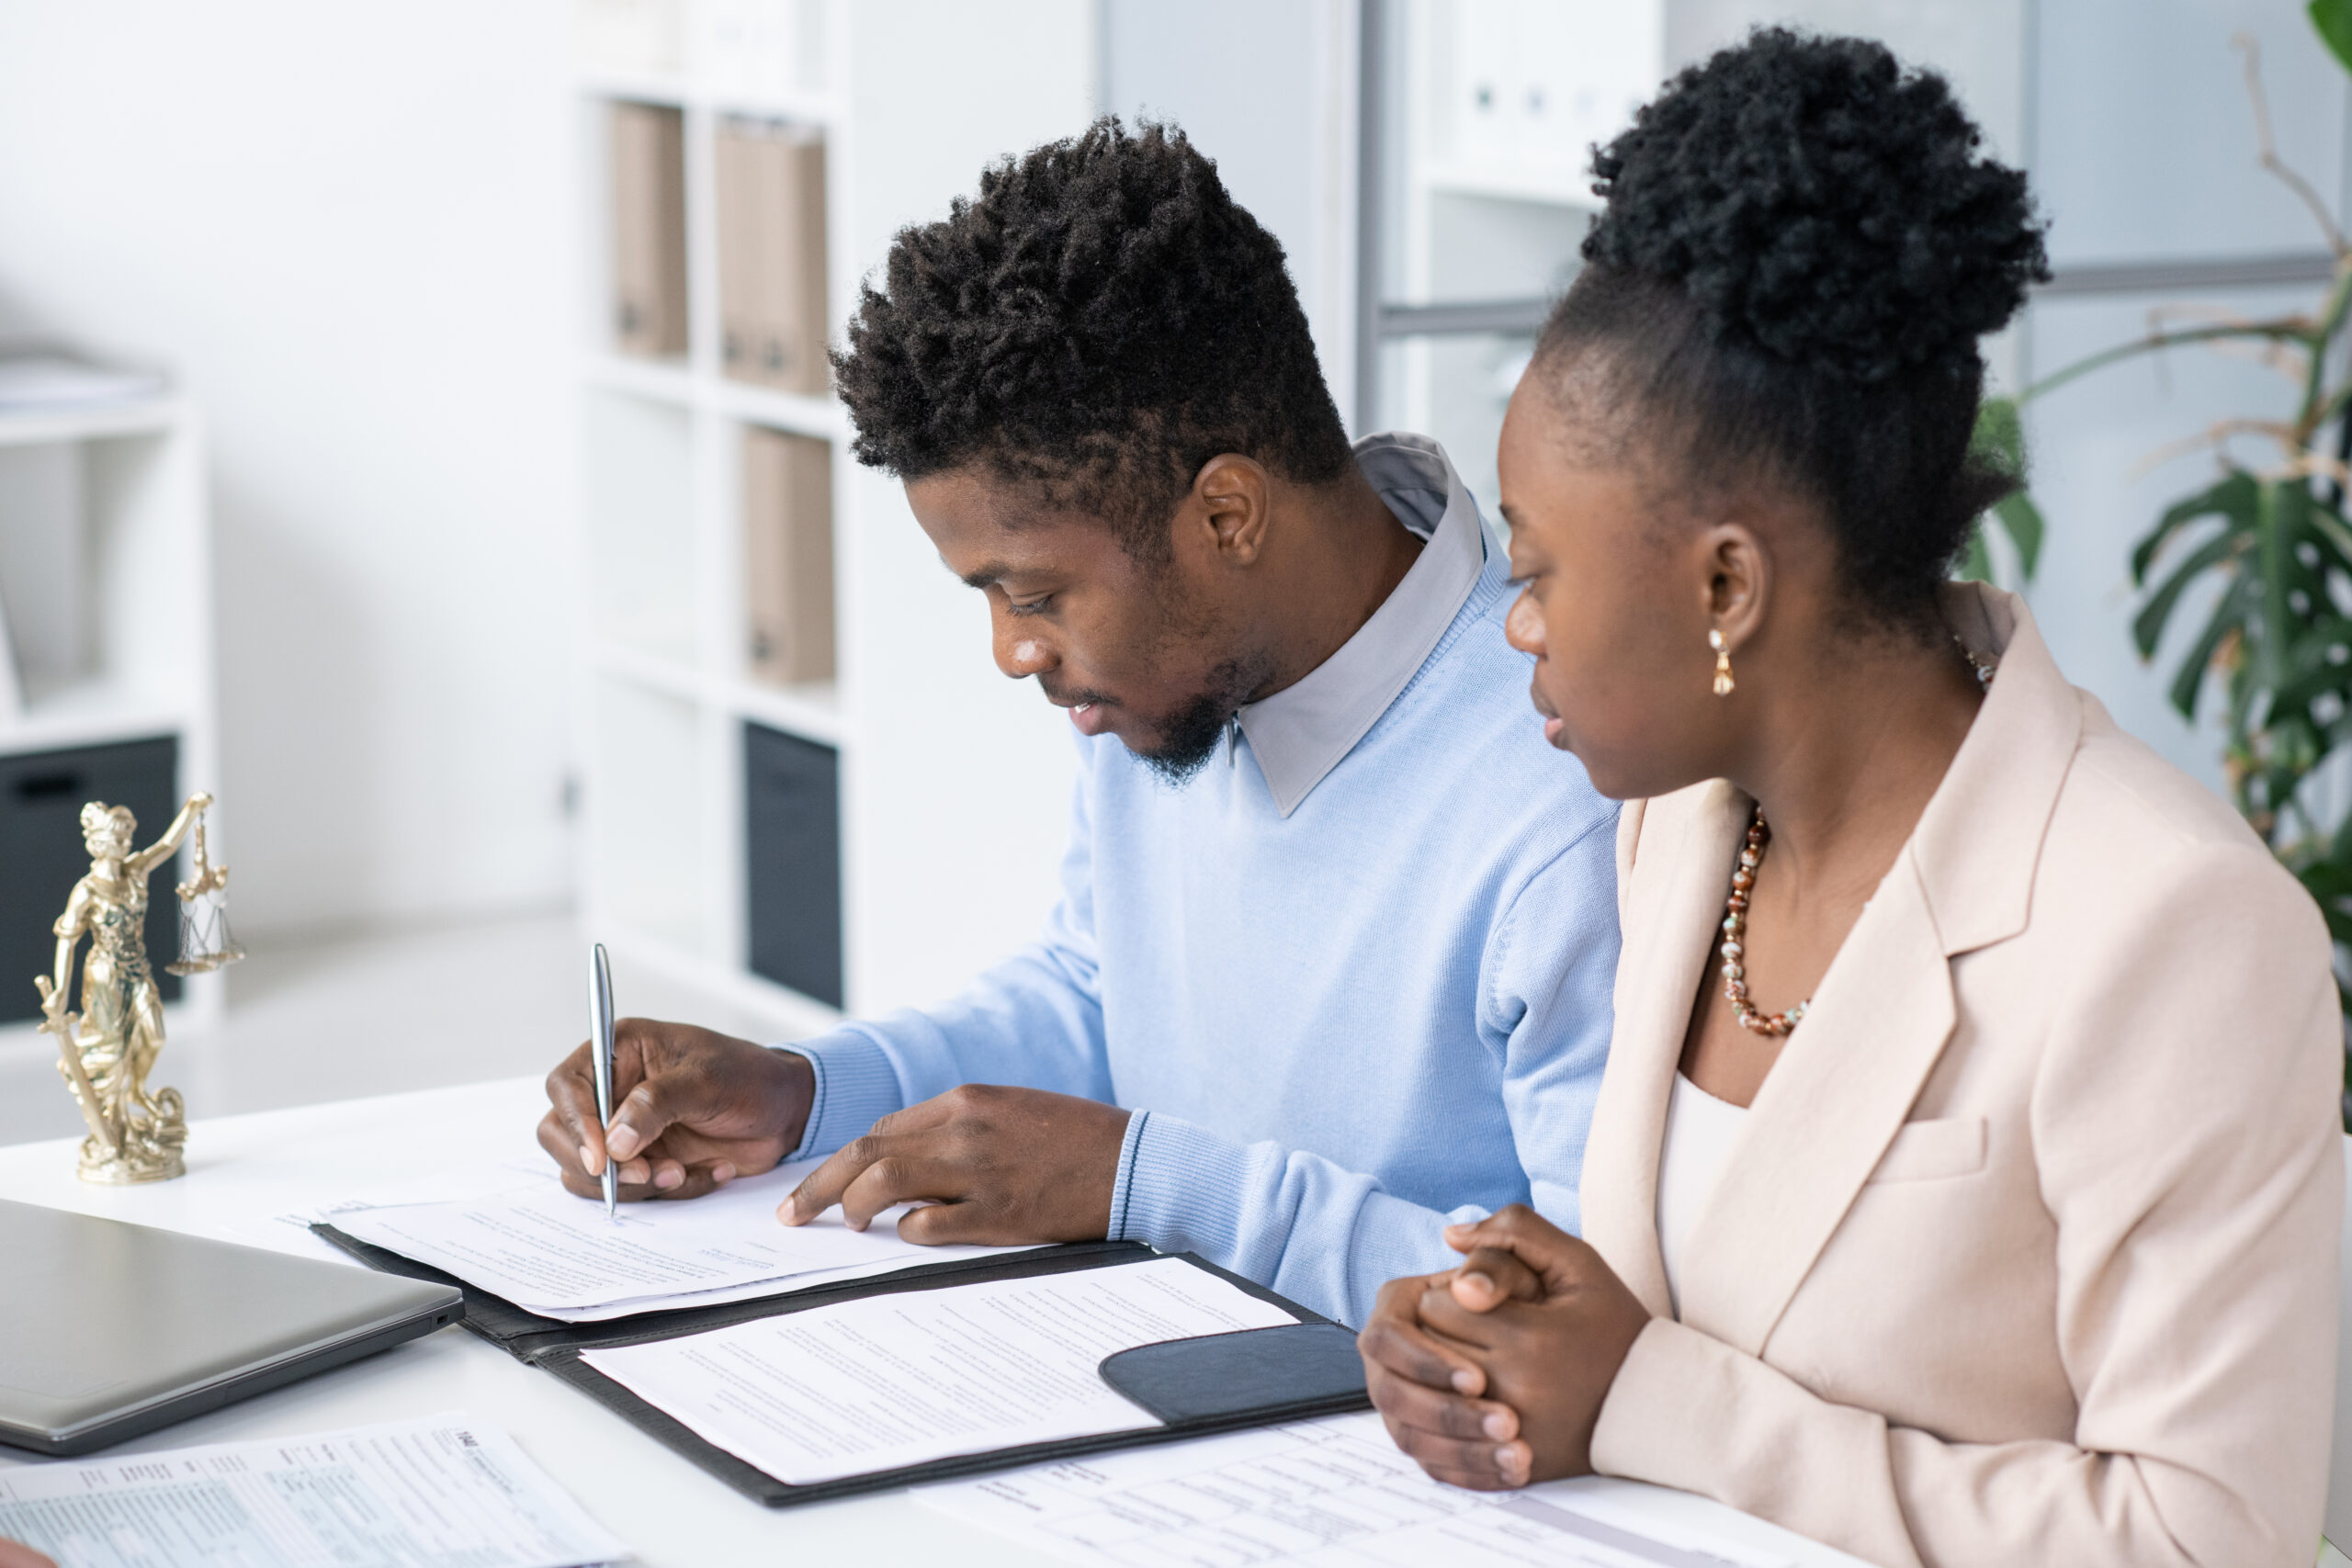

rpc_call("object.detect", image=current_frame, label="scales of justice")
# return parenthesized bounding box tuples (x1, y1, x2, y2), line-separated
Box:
(33, 792, 244, 1183)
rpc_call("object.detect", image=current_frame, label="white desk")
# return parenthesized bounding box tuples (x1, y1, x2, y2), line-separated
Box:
(0, 1078, 1862, 1567)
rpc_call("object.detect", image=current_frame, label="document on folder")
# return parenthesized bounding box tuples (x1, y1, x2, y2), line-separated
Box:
(917, 1411, 1806, 1568)
(577, 1257, 1297, 1485)
(324, 1157, 1035, 1320)
(0, 1412, 622, 1568)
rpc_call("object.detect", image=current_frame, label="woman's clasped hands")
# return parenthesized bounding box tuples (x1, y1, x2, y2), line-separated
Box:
(1357, 1206, 1651, 1491)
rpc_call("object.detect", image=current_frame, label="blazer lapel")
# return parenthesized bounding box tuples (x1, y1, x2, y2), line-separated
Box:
(1589, 584, 2078, 1343)
(1669, 583, 2079, 1351)
(1672, 850, 1957, 1353)
(1580, 781, 1747, 1318)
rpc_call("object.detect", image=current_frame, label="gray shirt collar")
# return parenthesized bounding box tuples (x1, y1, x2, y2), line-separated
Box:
(1233, 432, 1489, 817)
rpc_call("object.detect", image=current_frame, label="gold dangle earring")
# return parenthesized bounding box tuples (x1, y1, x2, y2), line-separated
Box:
(1710, 628, 1735, 696)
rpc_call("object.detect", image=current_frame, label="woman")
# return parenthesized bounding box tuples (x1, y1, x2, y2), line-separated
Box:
(1358, 29, 2342, 1568)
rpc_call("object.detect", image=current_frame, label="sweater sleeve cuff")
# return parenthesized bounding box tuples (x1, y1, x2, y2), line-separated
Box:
(774, 1031, 906, 1162)
(1107, 1110, 1247, 1260)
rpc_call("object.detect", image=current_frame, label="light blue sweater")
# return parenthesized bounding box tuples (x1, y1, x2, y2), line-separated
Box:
(786, 454, 1619, 1327)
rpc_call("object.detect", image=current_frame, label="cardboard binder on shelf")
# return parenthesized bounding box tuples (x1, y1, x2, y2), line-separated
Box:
(716, 120, 829, 395)
(742, 426, 833, 686)
(715, 120, 757, 380)
(610, 102, 689, 358)
(762, 129, 829, 395)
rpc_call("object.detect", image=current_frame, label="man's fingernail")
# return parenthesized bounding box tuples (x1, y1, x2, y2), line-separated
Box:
(1452, 1370, 1478, 1394)
(1483, 1412, 1510, 1440)
(1464, 1271, 1494, 1294)
(713, 1164, 735, 1185)
(1496, 1446, 1519, 1474)
(778, 1196, 800, 1223)
(579, 1144, 598, 1174)
(653, 1167, 682, 1190)
(607, 1124, 638, 1157)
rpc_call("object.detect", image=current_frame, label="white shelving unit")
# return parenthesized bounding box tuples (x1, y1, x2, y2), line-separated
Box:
(571, 0, 1096, 1032)
(0, 390, 224, 1043)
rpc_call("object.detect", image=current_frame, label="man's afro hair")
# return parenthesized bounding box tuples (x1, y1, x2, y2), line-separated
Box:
(831, 118, 1352, 557)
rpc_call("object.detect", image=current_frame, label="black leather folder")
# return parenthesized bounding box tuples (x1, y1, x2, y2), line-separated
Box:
(312, 1224, 1370, 1506)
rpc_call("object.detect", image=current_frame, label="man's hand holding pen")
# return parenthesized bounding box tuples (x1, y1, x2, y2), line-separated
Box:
(538, 1021, 1132, 1244)
(538, 1020, 811, 1201)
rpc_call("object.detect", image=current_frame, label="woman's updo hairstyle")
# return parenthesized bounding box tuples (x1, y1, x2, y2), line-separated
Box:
(1538, 28, 2049, 627)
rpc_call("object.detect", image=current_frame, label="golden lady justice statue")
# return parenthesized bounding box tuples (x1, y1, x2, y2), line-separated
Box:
(33, 792, 244, 1183)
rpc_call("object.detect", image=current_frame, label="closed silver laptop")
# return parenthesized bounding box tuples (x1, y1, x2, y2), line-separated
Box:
(0, 1199, 462, 1455)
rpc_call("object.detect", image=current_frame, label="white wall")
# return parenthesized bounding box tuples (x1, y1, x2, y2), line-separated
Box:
(0, 1, 580, 937)
(1102, 0, 1361, 424)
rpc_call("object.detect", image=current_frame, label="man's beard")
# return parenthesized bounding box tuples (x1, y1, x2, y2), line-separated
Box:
(1129, 653, 1272, 786)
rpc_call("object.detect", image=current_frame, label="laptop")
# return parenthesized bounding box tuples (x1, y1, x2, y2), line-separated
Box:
(0, 1199, 463, 1455)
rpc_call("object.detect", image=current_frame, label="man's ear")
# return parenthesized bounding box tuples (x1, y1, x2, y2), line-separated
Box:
(1184, 454, 1272, 568)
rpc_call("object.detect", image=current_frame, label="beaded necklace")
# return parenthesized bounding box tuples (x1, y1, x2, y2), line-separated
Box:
(1718, 637, 1996, 1037)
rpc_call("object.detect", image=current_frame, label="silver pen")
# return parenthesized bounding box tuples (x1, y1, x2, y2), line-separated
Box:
(589, 942, 617, 1219)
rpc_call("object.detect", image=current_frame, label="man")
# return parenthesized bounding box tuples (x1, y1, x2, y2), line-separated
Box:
(537, 119, 1617, 1327)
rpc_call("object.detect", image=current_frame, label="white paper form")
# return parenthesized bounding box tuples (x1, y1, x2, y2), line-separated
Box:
(579, 1257, 1298, 1485)
(325, 1157, 1032, 1317)
(915, 1411, 1806, 1568)
(0, 1412, 623, 1568)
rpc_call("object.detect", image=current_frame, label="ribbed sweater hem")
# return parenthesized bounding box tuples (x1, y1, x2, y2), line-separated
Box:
(775, 1032, 904, 1161)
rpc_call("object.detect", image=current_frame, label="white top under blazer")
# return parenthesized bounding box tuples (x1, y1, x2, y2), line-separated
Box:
(1654, 1071, 1747, 1314)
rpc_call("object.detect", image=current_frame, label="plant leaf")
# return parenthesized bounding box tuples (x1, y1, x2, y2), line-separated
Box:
(1956, 526, 1995, 583)
(2165, 576, 2250, 719)
(2132, 528, 2244, 659)
(1994, 491, 2045, 577)
(2256, 479, 2297, 693)
(2272, 616, 2352, 710)
(1972, 396, 2026, 470)
(1964, 396, 2044, 584)
(2306, 496, 2352, 567)
(2132, 469, 2258, 585)
(2314, 0, 2352, 75)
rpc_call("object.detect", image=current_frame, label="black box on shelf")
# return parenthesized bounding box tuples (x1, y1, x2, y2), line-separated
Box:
(744, 722, 842, 1010)
(0, 736, 182, 1027)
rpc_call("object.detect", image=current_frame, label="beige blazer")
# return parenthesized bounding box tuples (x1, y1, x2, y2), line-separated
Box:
(1581, 583, 2343, 1568)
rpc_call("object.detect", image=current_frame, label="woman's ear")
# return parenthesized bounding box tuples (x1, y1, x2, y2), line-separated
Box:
(1699, 523, 1769, 651)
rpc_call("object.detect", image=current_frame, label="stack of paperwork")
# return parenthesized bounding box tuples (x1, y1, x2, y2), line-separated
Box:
(319, 1158, 1035, 1321)
(0, 1413, 621, 1568)
(918, 1410, 1836, 1568)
